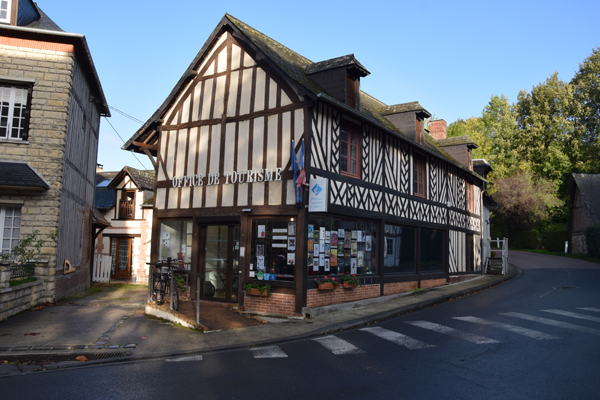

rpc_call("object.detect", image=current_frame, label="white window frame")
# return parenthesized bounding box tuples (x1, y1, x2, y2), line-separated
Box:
(0, 205, 21, 257)
(0, 0, 11, 24)
(0, 84, 29, 140)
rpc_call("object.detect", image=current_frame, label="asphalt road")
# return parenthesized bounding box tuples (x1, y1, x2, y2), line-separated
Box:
(3, 251, 599, 400)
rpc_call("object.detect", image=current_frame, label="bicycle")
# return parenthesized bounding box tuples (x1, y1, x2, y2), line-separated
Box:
(152, 262, 179, 311)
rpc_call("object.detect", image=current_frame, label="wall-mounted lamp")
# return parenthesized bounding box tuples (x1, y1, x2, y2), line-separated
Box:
(242, 208, 252, 213)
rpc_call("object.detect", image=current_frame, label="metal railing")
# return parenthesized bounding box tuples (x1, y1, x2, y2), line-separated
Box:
(487, 237, 509, 275)
(9, 263, 35, 280)
(147, 258, 204, 326)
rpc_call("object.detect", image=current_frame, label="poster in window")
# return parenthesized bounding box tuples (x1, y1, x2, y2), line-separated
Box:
(288, 222, 296, 236)
(249, 270, 256, 278)
(308, 224, 314, 239)
(307, 240, 314, 252)
(314, 243, 319, 256)
(320, 239, 325, 251)
(351, 230, 358, 240)
(358, 251, 364, 267)
(331, 232, 338, 246)
(338, 229, 344, 240)
(357, 230, 363, 242)
(351, 241, 358, 256)
(344, 231, 352, 248)
(288, 237, 296, 251)
(257, 256, 265, 271)
(287, 253, 295, 265)
(256, 245, 265, 257)
(344, 255, 351, 269)
(325, 231, 330, 243)
(325, 243, 331, 257)
(365, 236, 372, 251)
(351, 258, 357, 274)
(258, 225, 266, 238)
(330, 249, 338, 266)
(313, 257, 319, 271)
(307, 254, 313, 266)
(324, 258, 330, 272)
(319, 227, 326, 241)
(319, 253, 325, 267)
(314, 229, 319, 241)
(338, 241, 344, 254)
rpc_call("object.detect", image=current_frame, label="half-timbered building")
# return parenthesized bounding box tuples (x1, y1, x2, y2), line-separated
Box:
(570, 173, 600, 255)
(123, 14, 487, 317)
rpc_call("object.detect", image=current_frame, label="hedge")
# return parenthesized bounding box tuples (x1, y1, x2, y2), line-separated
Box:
(543, 230, 569, 253)
(586, 224, 600, 258)
(510, 229, 541, 249)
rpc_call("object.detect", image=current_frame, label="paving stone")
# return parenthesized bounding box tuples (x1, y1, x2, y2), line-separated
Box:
(71, 345, 86, 349)
(13, 347, 31, 351)
(89, 345, 104, 349)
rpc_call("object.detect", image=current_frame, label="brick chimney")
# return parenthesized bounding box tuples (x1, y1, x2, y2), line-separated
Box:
(430, 120, 447, 140)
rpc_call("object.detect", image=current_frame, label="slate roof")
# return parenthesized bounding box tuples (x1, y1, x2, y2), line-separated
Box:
(573, 174, 600, 224)
(95, 187, 115, 210)
(107, 166, 155, 191)
(0, 160, 49, 190)
(124, 13, 483, 182)
(305, 54, 370, 76)
(22, 3, 63, 31)
(437, 135, 478, 149)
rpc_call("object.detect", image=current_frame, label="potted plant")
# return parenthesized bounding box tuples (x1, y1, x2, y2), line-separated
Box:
(314, 276, 339, 291)
(340, 274, 361, 289)
(243, 282, 272, 297)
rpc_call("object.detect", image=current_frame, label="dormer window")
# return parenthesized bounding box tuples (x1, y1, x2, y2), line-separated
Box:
(0, 1, 11, 24)
(347, 76, 357, 109)
(416, 118, 423, 145)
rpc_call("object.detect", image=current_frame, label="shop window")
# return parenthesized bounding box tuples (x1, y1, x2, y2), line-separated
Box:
(340, 121, 360, 178)
(251, 218, 296, 281)
(159, 220, 193, 267)
(0, 206, 21, 257)
(0, 83, 31, 141)
(420, 228, 444, 272)
(307, 216, 377, 276)
(413, 152, 426, 198)
(384, 224, 416, 274)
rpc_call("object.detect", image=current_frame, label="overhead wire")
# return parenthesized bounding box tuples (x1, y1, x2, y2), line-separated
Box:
(102, 108, 149, 170)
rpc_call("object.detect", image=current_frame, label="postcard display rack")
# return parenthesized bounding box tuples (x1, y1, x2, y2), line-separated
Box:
(307, 225, 374, 276)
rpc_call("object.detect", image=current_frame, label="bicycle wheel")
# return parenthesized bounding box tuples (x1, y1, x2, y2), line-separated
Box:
(153, 276, 166, 305)
(171, 278, 179, 311)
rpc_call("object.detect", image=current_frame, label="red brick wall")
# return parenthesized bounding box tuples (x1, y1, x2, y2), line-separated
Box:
(383, 281, 418, 296)
(421, 278, 447, 289)
(242, 292, 301, 317)
(306, 284, 380, 308)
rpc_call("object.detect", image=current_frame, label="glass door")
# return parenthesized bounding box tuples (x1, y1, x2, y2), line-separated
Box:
(202, 225, 240, 302)
(111, 237, 132, 279)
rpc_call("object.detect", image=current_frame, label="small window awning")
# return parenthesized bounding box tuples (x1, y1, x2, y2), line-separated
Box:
(0, 160, 49, 191)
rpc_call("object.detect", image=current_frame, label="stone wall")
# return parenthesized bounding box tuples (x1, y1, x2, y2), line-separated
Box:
(0, 266, 51, 321)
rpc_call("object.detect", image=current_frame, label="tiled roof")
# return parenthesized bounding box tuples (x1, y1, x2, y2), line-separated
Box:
(573, 174, 600, 224)
(0, 160, 49, 190)
(305, 54, 370, 76)
(437, 135, 478, 149)
(23, 3, 63, 31)
(107, 166, 155, 191)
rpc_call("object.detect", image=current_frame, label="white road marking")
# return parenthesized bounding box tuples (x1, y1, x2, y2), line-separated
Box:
(542, 309, 600, 323)
(359, 326, 435, 350)
(453, 316, 560, 340)
(501, 312, 600, 336)
(312, 335, 365, 355)
(406, 321, 499, 344)
(578, 307, 600, 313)
(250, 345, 288, 358)
(165, 355, 203, 362)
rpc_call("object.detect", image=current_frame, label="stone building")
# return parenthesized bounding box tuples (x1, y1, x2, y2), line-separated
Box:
(0, 1, 108, 320)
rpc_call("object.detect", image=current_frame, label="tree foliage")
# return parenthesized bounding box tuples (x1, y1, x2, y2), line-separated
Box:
(493, 171, 563, 231)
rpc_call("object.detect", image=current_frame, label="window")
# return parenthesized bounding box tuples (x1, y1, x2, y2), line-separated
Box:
(119, 191, 135, 220)
(159, 220, 193, 264)
(252, 218, 296, 281)
(0, 0, 11, 24)
(0, 206, 21, 257)
(420, 228, 444, 272)
(307, 216, 377, 276)
(466, 181, 474, 213)
(384, 224, 416, 274)
(0, 84, 31, 141)
(340, 121, 360, 178)
(413, 153, 426, 198)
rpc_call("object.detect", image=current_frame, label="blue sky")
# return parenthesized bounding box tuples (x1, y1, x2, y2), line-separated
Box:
(42, 0, 600, 172)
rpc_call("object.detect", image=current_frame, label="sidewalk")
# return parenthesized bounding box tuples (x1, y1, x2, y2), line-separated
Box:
(0, 268, 516, 375)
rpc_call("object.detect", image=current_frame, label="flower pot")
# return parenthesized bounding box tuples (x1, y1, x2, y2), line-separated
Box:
(318, 282, 335, 291)
(247, 288, 268, 297)
(343, 283, 357, 289)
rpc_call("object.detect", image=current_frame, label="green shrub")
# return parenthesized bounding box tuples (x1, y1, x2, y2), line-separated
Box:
(543, 230, 569, 252)
(510, 229, 541, 249)
(586, 224, 600, 258)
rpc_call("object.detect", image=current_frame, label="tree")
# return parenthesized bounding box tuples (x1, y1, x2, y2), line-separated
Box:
(572, 47, 600, 173)
(493, 171, 563, 231)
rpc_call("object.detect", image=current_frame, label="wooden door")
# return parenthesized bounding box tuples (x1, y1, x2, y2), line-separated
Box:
(111, 237, 132, 279)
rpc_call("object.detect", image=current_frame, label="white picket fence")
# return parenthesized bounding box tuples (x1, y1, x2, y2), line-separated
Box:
(93, 254, 112, 283)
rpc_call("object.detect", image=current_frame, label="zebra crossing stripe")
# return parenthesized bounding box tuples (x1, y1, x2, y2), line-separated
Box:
(542, 309, 600, 323)
(165, 355, 203, 362)
(359, 326, 435, 350)
(501, 312, 600, 336)
(578, 307, 600, 313)
(453, 316, 560, 340)
(406, 321, 499, 344)
(250, 345, 288, 358)
(312, 336, 365, 355)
